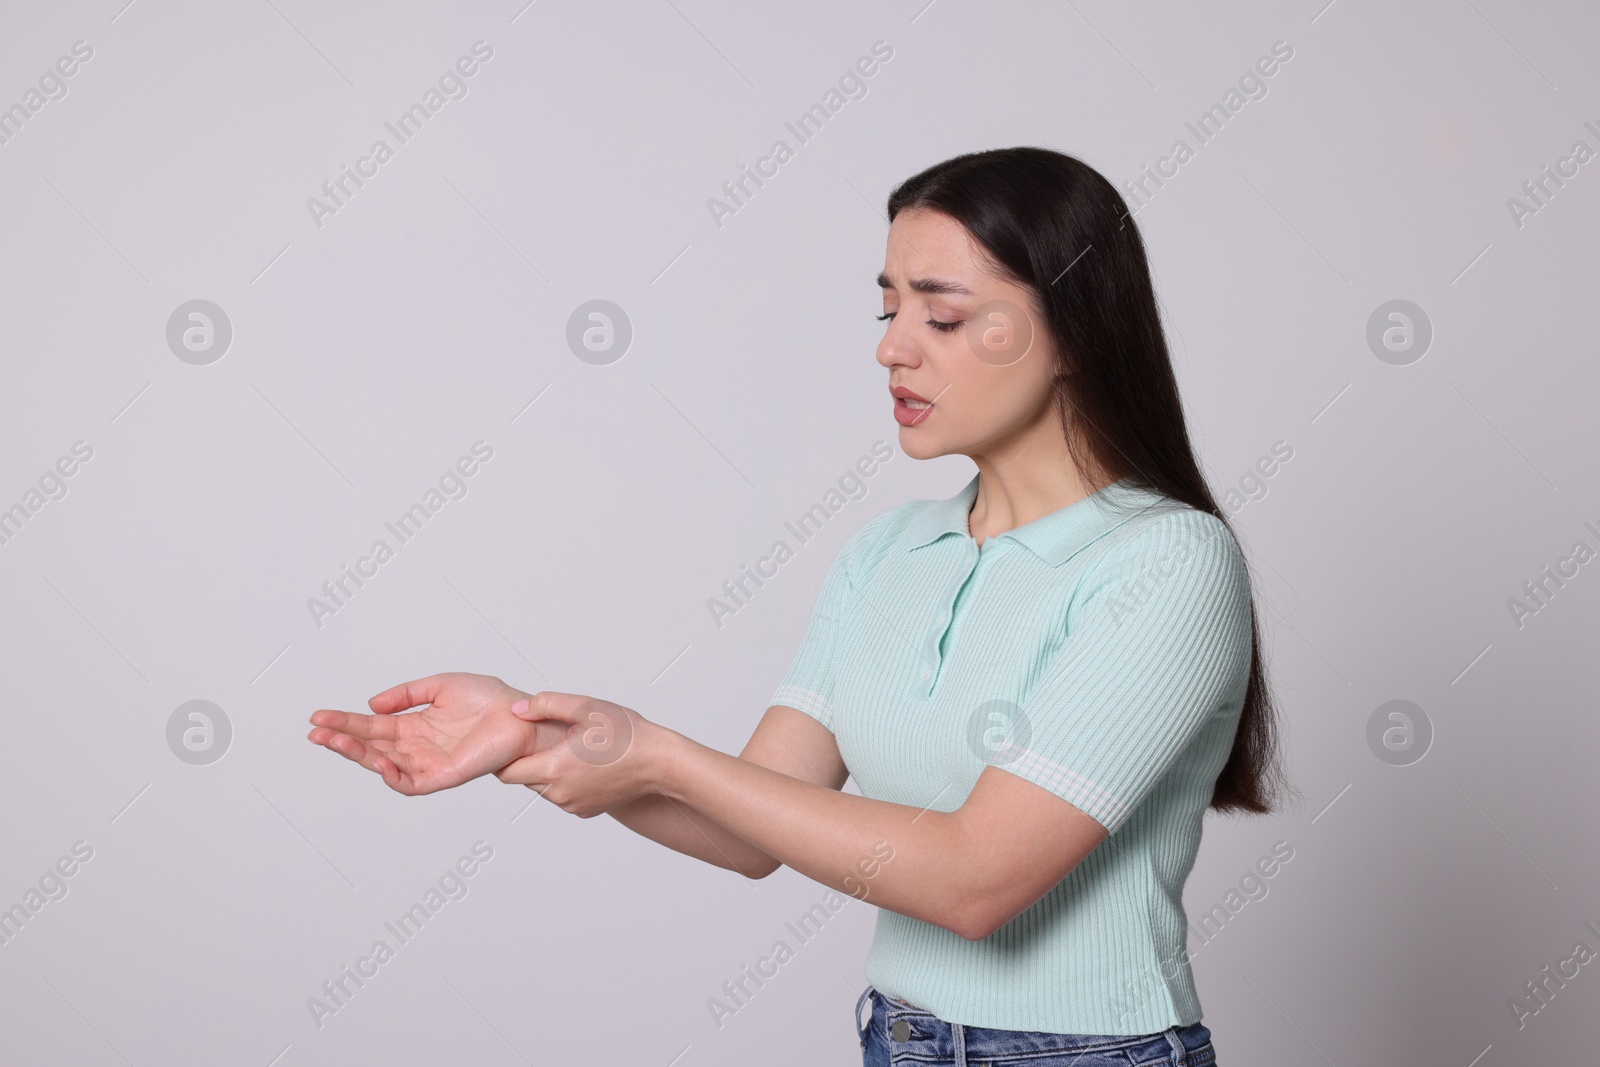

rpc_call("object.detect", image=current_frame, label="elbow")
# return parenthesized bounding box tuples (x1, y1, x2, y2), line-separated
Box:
(745, 857, 782, 880)
(947, 870, 1033, 939)
(941, 831, 1011, 939)
(946, 893, 1005, 942)
(951, 915, 999, 942)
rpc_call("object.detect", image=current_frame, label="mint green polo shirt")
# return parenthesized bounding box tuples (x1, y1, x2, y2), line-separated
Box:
(769, 473, 1254, 1035)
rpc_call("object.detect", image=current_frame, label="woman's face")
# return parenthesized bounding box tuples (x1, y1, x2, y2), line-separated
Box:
(876, 207, 1062, 462)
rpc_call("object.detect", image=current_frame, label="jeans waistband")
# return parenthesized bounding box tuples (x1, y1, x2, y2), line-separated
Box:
(856, 983, 1214, 1066)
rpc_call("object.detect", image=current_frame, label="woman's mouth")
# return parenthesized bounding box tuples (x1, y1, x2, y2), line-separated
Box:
(893, 394, 934, 426)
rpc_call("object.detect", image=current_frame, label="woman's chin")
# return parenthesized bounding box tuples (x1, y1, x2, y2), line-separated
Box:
(896, 430, 950, 461)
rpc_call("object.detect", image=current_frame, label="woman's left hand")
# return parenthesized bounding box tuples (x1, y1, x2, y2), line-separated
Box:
(497, 692, 673, 818)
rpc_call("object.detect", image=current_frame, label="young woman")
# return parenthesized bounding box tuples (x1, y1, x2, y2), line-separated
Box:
(308, 146, 1288, 1067)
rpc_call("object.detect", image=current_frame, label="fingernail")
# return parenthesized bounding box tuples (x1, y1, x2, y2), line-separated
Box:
(511, 698, 530, 716)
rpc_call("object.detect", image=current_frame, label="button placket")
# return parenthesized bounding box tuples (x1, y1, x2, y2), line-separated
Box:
(922, 541, 980, 695)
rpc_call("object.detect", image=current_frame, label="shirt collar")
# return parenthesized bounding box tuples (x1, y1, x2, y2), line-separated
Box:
(905, 473, 1175, 567)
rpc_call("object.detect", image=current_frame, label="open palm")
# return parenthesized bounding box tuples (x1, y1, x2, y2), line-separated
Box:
(307, 672, 564, 795)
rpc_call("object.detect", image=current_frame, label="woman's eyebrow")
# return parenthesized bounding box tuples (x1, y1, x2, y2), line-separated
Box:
(876, 272, 975, 296)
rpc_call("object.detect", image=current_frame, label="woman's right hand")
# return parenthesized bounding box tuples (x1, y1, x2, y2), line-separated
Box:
(307, 671, 568, 796)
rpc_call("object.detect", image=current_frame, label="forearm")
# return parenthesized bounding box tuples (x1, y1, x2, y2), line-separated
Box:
(604, 793, 778, 878)
(655, 730, 976, 935)
(524, 717, 776, 877)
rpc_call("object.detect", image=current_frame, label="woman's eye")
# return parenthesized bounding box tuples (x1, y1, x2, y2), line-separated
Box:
(877, 311, 961, 333)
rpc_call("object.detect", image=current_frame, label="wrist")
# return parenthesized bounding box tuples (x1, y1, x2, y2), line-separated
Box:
(528, 717, 569, 757)
(510, 689, 568, 759)
(645, 723, 694, 802)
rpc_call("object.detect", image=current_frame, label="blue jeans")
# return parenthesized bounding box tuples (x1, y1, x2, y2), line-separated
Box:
(854, 985, 1216, 1066)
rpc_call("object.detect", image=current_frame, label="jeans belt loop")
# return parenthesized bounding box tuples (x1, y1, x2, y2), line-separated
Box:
(1163, 1025, 1190, 1066)
(854, 985, 874, 1046)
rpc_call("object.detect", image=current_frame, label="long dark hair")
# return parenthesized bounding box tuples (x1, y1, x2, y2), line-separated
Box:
(887, 146, 1291, 818)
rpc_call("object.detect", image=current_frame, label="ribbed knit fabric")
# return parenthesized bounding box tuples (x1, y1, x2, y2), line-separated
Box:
(769, 472, 1254, 1035)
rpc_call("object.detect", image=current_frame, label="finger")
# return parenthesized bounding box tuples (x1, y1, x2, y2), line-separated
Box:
(512, 690, 594, 724)
(368, 674, 449, 715)
(308, 726, 371, 764)
(308, 727, 395, 779)
(494, 753, 536, 784)
(371, 752, 411, 794)
(307, 729, 428, 798)
(308, 708, 401, 740)
(495, 750, 555, 787)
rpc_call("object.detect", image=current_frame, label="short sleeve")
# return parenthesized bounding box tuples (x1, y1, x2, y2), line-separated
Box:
(768, 516, 886, 733)
(997, 511, 1254, 834)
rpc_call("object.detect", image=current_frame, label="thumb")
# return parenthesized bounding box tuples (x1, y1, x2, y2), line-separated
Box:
(510, 691, 592, 723)
(496, 740, 571, 786)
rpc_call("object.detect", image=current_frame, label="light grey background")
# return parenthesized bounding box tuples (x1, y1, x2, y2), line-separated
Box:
(1, 0, 1596, 1064)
